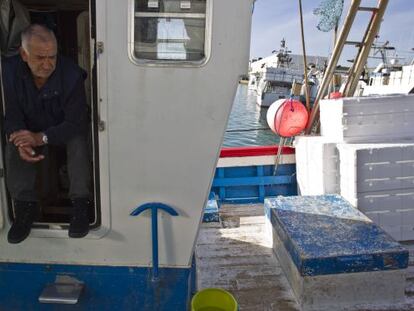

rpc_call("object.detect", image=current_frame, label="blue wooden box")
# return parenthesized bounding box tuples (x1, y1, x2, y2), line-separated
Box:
(264, 195, 409, 276)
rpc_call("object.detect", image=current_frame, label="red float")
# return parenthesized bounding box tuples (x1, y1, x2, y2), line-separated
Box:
(267, 99, 309, 137)
(329, 91, 342, 99)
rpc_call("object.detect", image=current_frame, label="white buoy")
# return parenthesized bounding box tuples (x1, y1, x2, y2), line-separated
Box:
(266, 99, 286, 133)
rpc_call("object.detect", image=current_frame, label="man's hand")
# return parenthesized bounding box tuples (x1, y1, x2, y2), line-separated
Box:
(17, 146, 44, 163)
(9, 130, 43, 148)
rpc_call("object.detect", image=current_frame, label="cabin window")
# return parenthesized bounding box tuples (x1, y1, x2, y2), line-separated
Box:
(133, 0, 207, 62)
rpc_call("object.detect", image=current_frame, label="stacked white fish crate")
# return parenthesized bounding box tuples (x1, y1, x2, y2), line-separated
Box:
(295, 94, 414, 241)
(401, 64, 414, 86)
(294, 136, 339, 195)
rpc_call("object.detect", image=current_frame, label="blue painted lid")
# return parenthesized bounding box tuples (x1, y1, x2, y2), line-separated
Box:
(265, 195, 409, 276)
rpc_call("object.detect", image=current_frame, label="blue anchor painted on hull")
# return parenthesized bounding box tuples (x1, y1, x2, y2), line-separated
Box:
(130, 203, 179, 281)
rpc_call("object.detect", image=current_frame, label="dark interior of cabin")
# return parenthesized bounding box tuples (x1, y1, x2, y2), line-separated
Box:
(0, 0, 100, 228)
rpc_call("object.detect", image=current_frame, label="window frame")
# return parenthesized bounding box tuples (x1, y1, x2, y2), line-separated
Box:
(128, 0, 212, 67)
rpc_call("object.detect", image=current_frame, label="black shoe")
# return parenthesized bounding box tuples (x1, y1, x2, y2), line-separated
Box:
(8, 201, 38, 244)
(69, 199, 90, 238)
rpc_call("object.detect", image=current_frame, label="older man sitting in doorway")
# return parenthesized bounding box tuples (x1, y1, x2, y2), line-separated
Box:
(1, 24, 91, 244)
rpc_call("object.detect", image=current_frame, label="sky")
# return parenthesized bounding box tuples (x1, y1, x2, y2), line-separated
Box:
(250, 0, 414, 66)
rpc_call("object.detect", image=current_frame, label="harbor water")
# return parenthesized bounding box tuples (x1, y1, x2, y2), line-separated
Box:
(222, 84, 279, 147)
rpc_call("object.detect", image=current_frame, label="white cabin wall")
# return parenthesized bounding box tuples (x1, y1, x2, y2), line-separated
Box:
(102, 0, 254, 267)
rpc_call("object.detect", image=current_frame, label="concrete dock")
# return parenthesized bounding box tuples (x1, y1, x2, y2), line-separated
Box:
(195, 204, 414, 311)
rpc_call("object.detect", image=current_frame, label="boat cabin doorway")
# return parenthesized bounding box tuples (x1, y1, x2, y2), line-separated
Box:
(0, 0, 101, 231)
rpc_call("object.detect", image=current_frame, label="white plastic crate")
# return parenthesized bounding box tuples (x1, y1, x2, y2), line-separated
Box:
(357, 189, 414, 241)
(338, 143, 414, 199)
(402, 67, 413, 79)
(402, 64, 414, 75)
(395, 71, 403, 79)
(320, 94, 414, 143)
(294, 136, 339, 195)
(364, 208, 414, 241)
(337, 143, 414, 241)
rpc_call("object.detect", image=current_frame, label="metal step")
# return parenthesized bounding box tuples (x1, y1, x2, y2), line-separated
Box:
(358, 6, 379, 12)
(39, 275, 84, 305)
(344, 41, 363, 47)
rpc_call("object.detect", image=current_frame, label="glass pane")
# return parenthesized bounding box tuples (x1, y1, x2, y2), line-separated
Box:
(134, 0, 206, 62)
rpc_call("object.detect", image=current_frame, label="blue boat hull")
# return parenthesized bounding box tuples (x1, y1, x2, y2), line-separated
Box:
(0, 262, 195, 311)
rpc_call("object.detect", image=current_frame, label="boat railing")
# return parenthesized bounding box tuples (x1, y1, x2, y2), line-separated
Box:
(212, 146, 297, 204)
(263, 71, 304, 84)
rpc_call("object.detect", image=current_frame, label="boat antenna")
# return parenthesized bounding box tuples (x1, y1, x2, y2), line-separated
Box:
(371, 39, 395, 64)
(273, 38, 292, 68)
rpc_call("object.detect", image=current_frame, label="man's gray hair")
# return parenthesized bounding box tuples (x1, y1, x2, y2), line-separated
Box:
(21, 24, 57, 54)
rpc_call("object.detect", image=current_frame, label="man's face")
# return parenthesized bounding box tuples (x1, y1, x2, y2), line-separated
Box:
(21, 37, 57, 80)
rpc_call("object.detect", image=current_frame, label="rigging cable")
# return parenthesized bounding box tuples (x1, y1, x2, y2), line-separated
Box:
(298, 0, 311, 112)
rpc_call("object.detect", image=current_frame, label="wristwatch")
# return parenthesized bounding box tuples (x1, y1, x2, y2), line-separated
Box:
(42, 134, 48, 145)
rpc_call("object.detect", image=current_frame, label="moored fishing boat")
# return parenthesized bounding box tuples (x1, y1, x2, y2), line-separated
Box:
(249, 39, 326, 108)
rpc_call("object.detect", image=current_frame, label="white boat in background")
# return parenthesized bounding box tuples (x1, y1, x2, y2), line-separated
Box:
(360, 60, 414, 96)
(247, 71, 259, 91)
(249, 39, 327, 107)
(345, 41, 414, 96)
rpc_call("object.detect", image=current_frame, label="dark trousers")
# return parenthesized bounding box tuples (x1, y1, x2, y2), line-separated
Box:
(5, 135, 91, 202)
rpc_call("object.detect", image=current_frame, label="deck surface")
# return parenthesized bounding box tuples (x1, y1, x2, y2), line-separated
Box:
(196, 203, 414, 311)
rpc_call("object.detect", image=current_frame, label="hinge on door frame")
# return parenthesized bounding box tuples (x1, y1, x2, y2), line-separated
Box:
(98, 120, 105, 131)
(97, 41, 104, 54)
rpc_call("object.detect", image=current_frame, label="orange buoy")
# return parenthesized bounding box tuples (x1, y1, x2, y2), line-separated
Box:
(329, 91, 342, 99)
(267, 98, 309, 137)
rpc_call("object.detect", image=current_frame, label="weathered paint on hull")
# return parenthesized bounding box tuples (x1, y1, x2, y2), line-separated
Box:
(0, 263, 195, 311)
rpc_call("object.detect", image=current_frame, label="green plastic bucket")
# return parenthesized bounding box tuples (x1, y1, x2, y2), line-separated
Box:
(191, 288, 238, 311)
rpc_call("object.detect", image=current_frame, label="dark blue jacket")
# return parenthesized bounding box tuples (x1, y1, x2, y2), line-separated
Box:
(1, 55, 88, 145)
